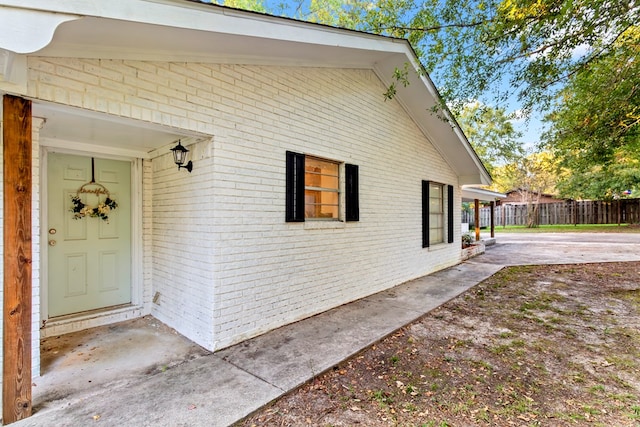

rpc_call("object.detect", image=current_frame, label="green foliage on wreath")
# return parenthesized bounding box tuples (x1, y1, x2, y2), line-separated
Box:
(70, 195, 118, 222)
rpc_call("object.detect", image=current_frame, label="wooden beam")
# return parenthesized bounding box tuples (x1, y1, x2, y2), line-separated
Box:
(474, 199, 480, 242)
(490, 201, 495, 238)
(3, 95, 32, 424)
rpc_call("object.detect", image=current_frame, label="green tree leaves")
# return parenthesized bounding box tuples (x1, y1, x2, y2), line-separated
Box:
(456, 102, 524, 175)
(544, 27, 640, 200)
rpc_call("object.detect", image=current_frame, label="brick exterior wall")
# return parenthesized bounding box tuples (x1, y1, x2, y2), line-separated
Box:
(25, 58, 461, 351)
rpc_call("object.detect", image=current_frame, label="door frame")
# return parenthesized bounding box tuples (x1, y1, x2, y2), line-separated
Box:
(40, 144, 146, 334)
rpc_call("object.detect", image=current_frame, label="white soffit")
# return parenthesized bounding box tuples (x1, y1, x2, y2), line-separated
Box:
(34, 102, 193, 157)
(461, 186, 506, 202)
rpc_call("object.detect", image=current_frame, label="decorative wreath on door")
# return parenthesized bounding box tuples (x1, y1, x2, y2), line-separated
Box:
(69, 158, 118, 222)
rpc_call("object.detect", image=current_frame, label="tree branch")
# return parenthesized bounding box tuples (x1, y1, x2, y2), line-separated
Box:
(373, 20, 488, 34)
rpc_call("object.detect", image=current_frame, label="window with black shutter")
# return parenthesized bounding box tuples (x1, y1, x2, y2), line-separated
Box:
(286, 152, 359, 222)
(423, 181, 453, 247)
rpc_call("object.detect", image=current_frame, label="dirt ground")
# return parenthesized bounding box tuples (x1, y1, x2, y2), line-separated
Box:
(237, 262, 640, 427)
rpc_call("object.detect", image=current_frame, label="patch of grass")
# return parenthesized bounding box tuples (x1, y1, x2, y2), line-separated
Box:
(490, 344, 511, 355)
(617, 289, 640, 305)
(421, 421, 451, 427)
(473, 407, 490, 422)
(605, 355, 638, 370)
(629, 405, 640, 420)
(403, 402, 418, 412)
(520, 300, 550, 312)
(371, 389, 393, 407)
(608, 392, 636, 402)
(495, 224, 639, 233)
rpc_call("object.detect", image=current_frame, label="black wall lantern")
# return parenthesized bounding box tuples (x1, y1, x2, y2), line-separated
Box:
(171, 140, 193, 172)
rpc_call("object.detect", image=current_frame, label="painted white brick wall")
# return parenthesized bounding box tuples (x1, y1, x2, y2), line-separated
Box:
(150, 144, 216, 350)
(205, 66, 461, 349)
(27, 58, 462, 352)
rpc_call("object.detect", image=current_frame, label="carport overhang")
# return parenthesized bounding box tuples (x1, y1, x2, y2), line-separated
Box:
(461, 186, 506, 241)
(462, 186, 506, 203)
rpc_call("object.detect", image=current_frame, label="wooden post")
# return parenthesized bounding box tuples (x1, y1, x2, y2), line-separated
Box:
(490, 201, 495, 238)
(3, 95, 32, 424)
(474, 199, 480, 242)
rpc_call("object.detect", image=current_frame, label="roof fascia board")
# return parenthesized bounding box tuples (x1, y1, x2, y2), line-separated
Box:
(31, 44, 385, 68)
(461, 186, 506, 201)
(0, 0, 407, 55)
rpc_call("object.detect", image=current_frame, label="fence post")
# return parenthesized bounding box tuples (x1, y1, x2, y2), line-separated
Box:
(490, 201, 495, 237)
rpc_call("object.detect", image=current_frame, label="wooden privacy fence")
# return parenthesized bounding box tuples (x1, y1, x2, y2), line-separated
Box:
(462, 199, 640, 227)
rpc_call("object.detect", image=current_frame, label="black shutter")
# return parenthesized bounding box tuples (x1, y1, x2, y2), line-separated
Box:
(447, 184, 454, 243)
(422, 180, 430, 248)
(345, 164, 359, 222)
(285, 151, 305, 222)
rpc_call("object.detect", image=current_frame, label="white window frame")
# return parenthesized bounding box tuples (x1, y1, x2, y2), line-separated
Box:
(429, 182, 445, 245)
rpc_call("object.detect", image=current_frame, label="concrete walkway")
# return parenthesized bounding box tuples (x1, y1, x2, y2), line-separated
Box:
(14, 232, 640, 427)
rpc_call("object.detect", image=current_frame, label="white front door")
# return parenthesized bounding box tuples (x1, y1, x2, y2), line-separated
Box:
(47, 153, 132, 318)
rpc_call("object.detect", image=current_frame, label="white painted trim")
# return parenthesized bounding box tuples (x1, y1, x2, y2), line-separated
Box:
(39, 148, 49, 323)
(40, 305, 145, 338)
(39, 146, 146, 334)
(130, 157, 145, 309)
(40, 138, 150, 160)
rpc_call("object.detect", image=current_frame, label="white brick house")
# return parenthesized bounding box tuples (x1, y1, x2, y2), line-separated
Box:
(0, 0, 490, 415)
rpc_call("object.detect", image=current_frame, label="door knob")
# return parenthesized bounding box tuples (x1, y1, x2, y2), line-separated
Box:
(48, 240, 56, 246)
(49, 228, 57, 235)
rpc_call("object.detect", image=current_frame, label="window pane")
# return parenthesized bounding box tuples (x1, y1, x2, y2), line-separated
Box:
(318, 204, 339, 219)
(429, 182, 445, 244)
(305, 189, 339, 219)
(304, 156, 340, 219)
(429, 197, 442, 213)
(305, 172, 339, 189)
(306, 158, 339, 176)
(430, 214, 442, 228)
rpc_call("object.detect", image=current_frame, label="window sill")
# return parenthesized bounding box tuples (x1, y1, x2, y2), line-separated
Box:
(304, 220, 345, 230)
(427, 242, 449, 252)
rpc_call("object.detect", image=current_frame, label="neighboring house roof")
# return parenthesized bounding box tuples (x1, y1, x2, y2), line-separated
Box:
(503, 189, 565, 204)
(461, 186, 506, 203)
(0, 0, 491, 185)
